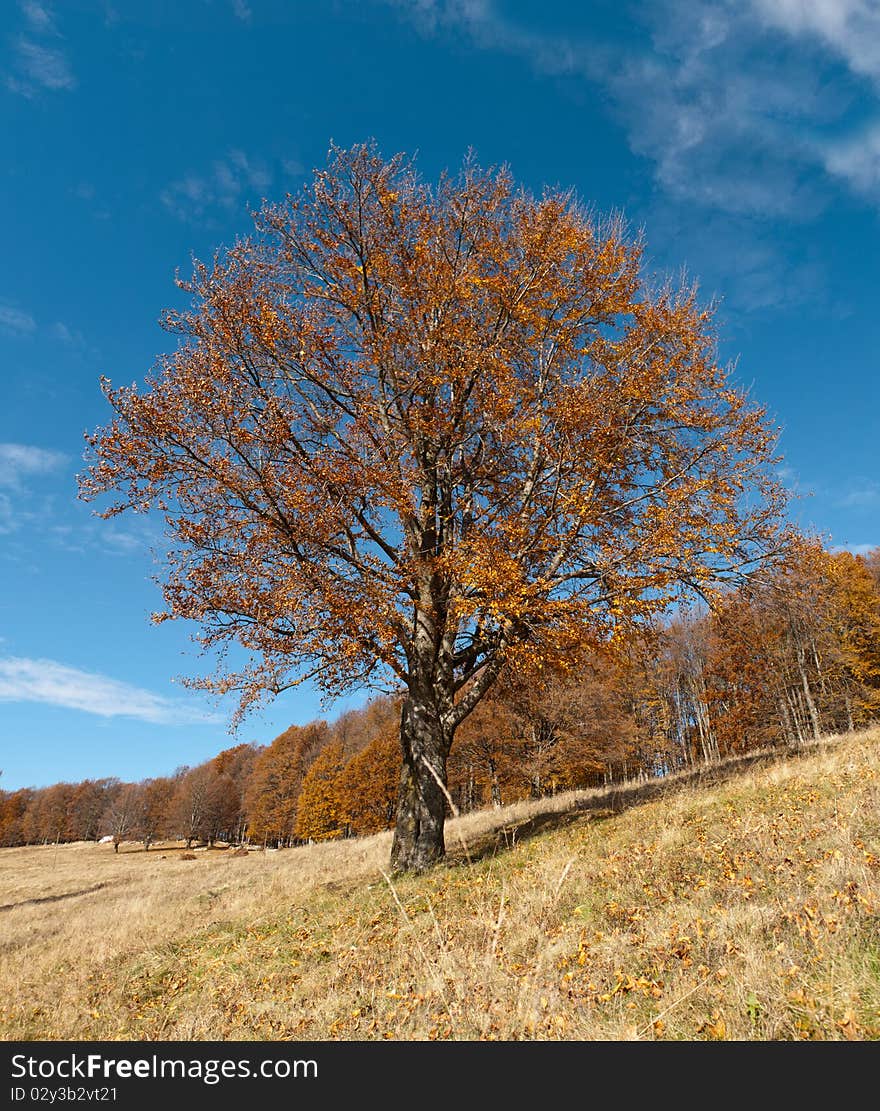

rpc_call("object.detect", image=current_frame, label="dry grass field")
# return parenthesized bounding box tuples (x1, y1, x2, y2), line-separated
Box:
(2, 726, 879, 1041)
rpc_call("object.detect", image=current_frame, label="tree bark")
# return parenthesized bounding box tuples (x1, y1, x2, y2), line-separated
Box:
(390, 695, 450, 873)
(796, 642, 822, 740)
(488, 757, 502, 809)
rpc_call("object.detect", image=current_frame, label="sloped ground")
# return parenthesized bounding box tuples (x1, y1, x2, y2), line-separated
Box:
(2, 727, 878, 1040)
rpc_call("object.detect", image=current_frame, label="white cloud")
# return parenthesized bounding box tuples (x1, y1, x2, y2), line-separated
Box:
(231, 0, 252, 21)
(21, 1, 55, 33)
(161, 150, 273, 221)
(752, 0, 880, 82)
(604, 9, 834, 218)
(50, 320, 89, 351)
(0, 492, 13, 535)
(838, 481, 880, 508)
(0, 656, 223, 725)
(367, 0, 880, 321)
(9, 37, 75, 94)
(377, 0, 880, 220)
(831, 542, 879, 556)
(823, 122, 880, 196)
(101, 525, 149, 554)
(0, 302, 36, 335)
(7, 3, 75, 96)
(0, 443, 67, 488)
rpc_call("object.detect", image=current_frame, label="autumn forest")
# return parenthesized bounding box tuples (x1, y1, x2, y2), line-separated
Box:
(3, 540, 878, 853)
(4, 145, 880, 876)
(6, 0, 880, 1060)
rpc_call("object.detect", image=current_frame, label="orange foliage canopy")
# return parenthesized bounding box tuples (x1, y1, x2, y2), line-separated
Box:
(80, 143, 789, 870)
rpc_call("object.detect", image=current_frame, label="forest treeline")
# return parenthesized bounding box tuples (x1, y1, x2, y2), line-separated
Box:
(3, 544, 879, 850)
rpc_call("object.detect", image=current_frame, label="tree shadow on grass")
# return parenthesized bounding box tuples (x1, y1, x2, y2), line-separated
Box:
(445, 744, 808, 867)
(0, 882, 112, 913)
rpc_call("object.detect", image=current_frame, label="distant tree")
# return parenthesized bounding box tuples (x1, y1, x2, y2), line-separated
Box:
(23, 782, 74, 844)
(449, 695, 516, 810)
(294, 742, 347, 842)
(245, 722, 327, 846)
(211, 743, 259, 843)
(168, 766, 213, 848)
(81, 142, 789, 871)
(138, 777, 175, 850)
(864, 548, 880, 592)
(69, 779, 115, 842)
(200, 771, 239, 846)
(102, 783, 139, 853)
(649, 614, 721, 767)
(704, 590, 784, 754)
(695, 542, 880, 752)
(825, 549, 880, 724)
(331, 696, 401, 755)
(0, 788, 33, 847)
(338, 728, 399, 835)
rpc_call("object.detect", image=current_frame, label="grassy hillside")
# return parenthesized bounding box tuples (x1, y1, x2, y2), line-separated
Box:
(2, 727, 879, 1041)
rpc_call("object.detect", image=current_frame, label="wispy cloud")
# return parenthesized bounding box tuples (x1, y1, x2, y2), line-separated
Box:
(831, 542, 879, 556)
(21, 1, 54, 33)
(752, 0, 880, 82)
(7, 2, 75, 96)
(370, 0, 880, 318)
(50, 320, 91, 354)
(0, 442, 67, 488)
(838, 480, 880, 508)
(0, 493, 13, 535)
(638, 202, 824, 315)
(161, 150, 273, 221)
(231, 0, 252, 22)
(0, 301, 36, 335)
(12, 38, 75, 92)
(0, 444, 67, 536)
(822, 122, 880, 198)
(602, 6, 833, 219)
(377, 0, 879, 220)
(0, 656, 223, 725)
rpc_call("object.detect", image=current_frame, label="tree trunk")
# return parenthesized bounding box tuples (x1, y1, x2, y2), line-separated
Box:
(796, 643, 822, 740)
(390, 695, 450, 873)
(488, 757, 502, 809)
(779, 696, 795, 746)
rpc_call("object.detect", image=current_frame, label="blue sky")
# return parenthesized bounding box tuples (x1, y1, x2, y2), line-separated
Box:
(1, 0, 877, 790)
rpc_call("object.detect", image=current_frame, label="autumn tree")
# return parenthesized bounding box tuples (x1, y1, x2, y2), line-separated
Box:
(102, 782, 139, 853)
(337, 727, 399, 835)
(821, 549, 880, 725)
(22, 782, 74, 844)
(863, 547, 880, 592)
(168, 765, 212, 848)
(138, 777, 175, 850)
(81, 142, 788, 871)
(330, 695, 401, 753)
(245, 722, 326, 846)
(69, 778, 115, 842)
(0, 788, 33, 847)
(293, 741, 347, 841)
(211, 743, 259, 844)
(448, 694, 518, 810)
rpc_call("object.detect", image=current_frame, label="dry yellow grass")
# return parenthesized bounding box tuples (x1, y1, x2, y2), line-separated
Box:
(2, 727, 878, 1041)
